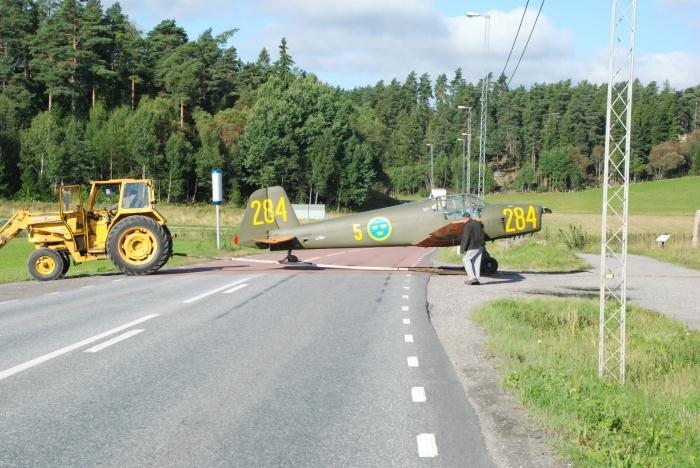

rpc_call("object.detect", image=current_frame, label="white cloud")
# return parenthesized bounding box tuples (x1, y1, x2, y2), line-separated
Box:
(241, 0, 700, 89)
(110, 0, 700, 89)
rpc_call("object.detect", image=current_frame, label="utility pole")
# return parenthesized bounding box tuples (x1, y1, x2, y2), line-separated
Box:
(426, 143, 434, 193)
(599, 0, 637, 384)
(457, 138, 465, 192)
(458, 105, 473, 194)
(478, 77, 489, 199)
(466, 11, 491, 199)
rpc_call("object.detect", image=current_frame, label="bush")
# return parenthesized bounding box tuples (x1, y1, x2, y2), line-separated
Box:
(557, 224, 591, 250)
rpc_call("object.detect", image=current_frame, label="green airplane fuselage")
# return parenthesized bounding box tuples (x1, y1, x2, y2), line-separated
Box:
(238, 187, 547, 251)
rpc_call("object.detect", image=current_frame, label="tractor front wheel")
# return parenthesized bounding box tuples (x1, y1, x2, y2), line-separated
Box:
(28, 248, 65, 281)
(107, 216, 171, 276)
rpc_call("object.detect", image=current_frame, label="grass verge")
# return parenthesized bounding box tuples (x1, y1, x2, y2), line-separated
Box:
(434, 238, 589, 273)
(473, 297, 700, 466)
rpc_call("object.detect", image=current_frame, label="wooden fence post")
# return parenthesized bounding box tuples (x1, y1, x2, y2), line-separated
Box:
(693, 210, 700, 248)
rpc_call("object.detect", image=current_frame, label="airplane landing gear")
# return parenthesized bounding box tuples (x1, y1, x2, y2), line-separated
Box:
(480, 248, 499, 276)
(279, 250, 300, 264)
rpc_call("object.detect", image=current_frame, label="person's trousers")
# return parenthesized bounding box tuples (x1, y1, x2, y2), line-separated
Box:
(463, 247, 483, 280)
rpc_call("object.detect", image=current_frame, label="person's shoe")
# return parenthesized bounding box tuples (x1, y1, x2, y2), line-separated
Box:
(472, 279, 481, 285)
(464, 278, 477, 285)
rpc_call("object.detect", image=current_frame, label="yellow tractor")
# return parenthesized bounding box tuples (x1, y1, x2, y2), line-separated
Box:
(0, 179, 173, 281)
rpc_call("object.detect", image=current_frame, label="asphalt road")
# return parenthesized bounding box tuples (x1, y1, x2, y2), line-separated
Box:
(0, 247, 493, 467)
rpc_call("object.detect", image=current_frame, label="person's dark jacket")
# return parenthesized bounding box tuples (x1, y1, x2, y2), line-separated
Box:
(460, 218, 485, 254)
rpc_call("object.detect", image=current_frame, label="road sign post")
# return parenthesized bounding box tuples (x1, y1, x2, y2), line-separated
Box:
(212, 170, 223, 249)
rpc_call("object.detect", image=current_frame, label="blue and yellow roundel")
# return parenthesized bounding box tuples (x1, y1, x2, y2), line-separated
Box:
(367, 216, 392, 241)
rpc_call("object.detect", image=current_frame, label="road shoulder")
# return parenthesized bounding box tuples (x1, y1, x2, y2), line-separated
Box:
(427, 273, 566, 467)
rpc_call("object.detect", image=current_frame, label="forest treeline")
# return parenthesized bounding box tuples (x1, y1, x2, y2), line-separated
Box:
(1, 0, 699, 207)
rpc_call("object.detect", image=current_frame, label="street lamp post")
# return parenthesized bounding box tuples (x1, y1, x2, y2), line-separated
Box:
(466, 11, 491, 199)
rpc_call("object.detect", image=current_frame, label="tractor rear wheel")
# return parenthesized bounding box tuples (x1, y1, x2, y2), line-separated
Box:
(28, 248, 65, 281)
(107, 216, 171, 276)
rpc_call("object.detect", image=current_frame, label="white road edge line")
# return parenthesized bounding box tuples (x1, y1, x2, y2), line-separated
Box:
(403, 286, 410, 290)
(112, 279, 124, 283)
(305, 257, 322, 262)
(81, 285, 94, 289)
(404, 334, 414, 343)
(403, 318, 411, 325)
(0, 300, 18, 305)
(0, 314, 159, 382)
(401, 306, 409, 311)
(222, 284, 248, 294)
(183, 278, 250, 303)
(85, 329, 144, 353)
(407, 356, 419, 367)
(417, 433, 438, 458)
(44, 292, 59, 296)
(411, 386, 426, 402)
(402, 295, 409, 299)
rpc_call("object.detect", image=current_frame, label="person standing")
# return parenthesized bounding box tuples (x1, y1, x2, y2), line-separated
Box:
(460, 211, 485, 285)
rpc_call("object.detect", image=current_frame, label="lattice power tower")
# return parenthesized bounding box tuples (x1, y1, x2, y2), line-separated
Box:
(599, 0, 637, 384)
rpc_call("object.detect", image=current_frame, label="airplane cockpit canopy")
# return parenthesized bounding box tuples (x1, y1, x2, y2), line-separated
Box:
(431, 193, 486, 220)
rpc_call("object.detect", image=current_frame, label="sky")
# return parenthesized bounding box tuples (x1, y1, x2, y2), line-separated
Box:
(106, 0, 700, 90)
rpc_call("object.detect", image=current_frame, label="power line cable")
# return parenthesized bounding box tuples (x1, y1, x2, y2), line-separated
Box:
(500, 0, 530, 79)
(507, 0, 545, 87)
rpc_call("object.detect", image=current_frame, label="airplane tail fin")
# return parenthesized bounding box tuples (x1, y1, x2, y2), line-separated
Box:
(236, 186, 299, 248)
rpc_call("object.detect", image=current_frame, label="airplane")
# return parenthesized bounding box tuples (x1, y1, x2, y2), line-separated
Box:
(235, 186, 551, 274)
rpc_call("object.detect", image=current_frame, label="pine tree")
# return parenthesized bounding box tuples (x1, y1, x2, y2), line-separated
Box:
(273, 37, 294, 84)
(80, 0, 114, 108)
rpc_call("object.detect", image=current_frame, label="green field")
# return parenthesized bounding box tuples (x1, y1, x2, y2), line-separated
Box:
(434, 239, 589, 273)
(474, 297, 700, 467)
(487, 176, 700, 216)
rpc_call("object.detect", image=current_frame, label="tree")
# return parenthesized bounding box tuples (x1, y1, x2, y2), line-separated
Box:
(156, 42, 203, 128)
(164, 131, 192, 202)
(80, 0, 114, 108)
(19, 111, 63, 197)
(273, 37, 294, 84)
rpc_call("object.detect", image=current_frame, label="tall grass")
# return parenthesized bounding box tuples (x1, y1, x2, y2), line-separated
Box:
(474, 297, 700, 466)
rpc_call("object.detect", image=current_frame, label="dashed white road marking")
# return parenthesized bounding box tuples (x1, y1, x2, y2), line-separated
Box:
(416, 433, 438, 458)
(81, 285, 94, 289)
(403, 286, 410, 290)
(112, 279, 124, 283)
(402, 294, 409, 299)
(183, 278, 250, 303)
(0, 300, 18, 305)
(407, 356, 419, 367)
(44, 292, 59, 296)
(223, 284, 248, 294)
(404, 334, 414, 343)
(0, 314, 158, 381)
(403, 318, 411, 325)
(401, 306, 409, 311)
(305, 256, 322, 262)
(85, 329, 144, 353)
(411, 386, 426, 402)
(405, 273, 412, 277)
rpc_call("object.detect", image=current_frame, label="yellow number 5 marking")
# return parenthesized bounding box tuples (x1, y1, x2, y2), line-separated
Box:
(353, 223, 363, 240)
